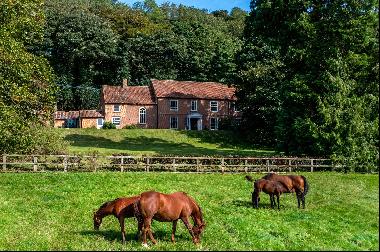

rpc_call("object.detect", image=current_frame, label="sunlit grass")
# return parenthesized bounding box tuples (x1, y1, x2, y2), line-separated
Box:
(0, 172, 378, 250)
(58, 128, 277, 156)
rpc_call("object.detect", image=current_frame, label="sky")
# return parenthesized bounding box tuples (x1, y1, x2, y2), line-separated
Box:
(119, 0, 251, 13)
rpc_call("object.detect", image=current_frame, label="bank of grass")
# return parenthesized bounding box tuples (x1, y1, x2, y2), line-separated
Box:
(58, 128, 277, 156)
(0, 172, 378, 251)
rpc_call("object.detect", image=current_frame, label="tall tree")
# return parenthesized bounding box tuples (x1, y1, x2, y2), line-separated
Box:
(40, 0, 129, 110)
(236, 0, 379, 171)
(0, 0, 62, 154)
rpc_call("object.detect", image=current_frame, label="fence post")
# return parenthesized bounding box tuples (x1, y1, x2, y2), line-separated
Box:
(244, 159, 248, 173)
(266, 159, 270, 172)
(33, 156, 38, 171)
(221, 158, 225, 174)
(63, 155, 68, 172)
(311, 159, 314, 172)
(172, 158, 176, 172)
(289, 159, 292, 172)
(121, 157, 124, 172)
(196, 158, 200, 173)
(2, 154, 6, 171)
(146, 158, 149, 172)
(93, 156, 97, 172)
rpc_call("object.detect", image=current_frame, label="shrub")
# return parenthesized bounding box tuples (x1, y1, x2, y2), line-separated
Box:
(123, 124, 138, 129)
(102, 121, 116, 129)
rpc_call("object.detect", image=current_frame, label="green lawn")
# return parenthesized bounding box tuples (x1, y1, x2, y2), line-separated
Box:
(0, 172, 378, 251)
(58, 128, 277, 156)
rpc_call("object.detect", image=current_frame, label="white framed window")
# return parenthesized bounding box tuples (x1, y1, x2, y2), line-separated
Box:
(97, 118, 104, 126)
(139, 107, 146, 124)
(210, 101, 218, 112)
(114, 104, 121, 112)
(170, 116, 178, 129)
(231, 102, 240, 112)
(210, 117, 219, 130)
(112, 116, 121, 126)
(191, 100, 197, 111)
(170, 100, 178, 111)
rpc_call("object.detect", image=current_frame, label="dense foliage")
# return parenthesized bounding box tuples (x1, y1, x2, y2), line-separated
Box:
(0, 0, 66, 154)
(1, 0, 378, 170)
(236, 0, 379, 171)
(38, 0, 246, 109)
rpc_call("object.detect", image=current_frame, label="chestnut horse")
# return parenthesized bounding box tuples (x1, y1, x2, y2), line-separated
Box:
(93, 196, 141, 244)
(249, 178, 289, 209)
(261, 172, 309, 208)
(133, 191, 206, 246)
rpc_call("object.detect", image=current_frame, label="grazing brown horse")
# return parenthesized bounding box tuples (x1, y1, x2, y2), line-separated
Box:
(133, 191, 206, 247)
(261, 172, 309, 208)
(249, 178, 289, 209)
(93, 196, 141, 244)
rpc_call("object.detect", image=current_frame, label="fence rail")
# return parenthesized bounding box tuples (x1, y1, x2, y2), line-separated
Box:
(0, 154, 335, 173)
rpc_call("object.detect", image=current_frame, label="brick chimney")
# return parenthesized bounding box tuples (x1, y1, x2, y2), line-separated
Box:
(122, 79, 128, 88)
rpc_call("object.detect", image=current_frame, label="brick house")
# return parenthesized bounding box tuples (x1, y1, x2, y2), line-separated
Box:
(54, 79, 240, 130)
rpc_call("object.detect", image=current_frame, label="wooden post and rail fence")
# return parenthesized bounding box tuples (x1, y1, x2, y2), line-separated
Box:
(0, 154, 338, 173)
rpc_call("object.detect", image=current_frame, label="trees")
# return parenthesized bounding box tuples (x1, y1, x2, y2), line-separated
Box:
(0, 0, 65, 154)
(37, 0, 129, 110)
(236, 0, 379, 171)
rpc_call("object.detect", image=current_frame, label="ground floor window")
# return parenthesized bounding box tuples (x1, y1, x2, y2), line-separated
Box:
(170, 116, 178, 129)
(97, 118, 104, 127)
(112, 116, 121, 126)
(139, 108, 146, 124)
(210, 117, 219, 130)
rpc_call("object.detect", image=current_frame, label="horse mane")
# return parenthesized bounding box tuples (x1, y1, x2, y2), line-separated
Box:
(99, 198, 119, 210)
(261, 172, 276, 180)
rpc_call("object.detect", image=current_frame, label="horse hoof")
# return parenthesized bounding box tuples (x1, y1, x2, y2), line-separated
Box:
(142, 243, 149, 248)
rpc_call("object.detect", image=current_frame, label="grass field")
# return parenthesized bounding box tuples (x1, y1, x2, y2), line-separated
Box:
(0, 172, 378, 251)
(58, 128, 277, 156)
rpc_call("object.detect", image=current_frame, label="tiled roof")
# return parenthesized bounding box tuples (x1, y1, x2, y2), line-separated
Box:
(151, 79, 237, 100)
(54, 111, 80, 120)
(80, 110, 103, 118)
(54, 110, 103, 119)
(102, 85, 156, 104)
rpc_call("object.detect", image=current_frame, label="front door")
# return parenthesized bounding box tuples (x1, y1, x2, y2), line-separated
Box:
(190, 118, 198, 130)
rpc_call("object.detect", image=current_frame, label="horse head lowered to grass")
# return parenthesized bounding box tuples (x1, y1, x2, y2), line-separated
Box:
(93, 196, 141, 244)
(246, 172, 309, 209)
(133, 190, 206, 247)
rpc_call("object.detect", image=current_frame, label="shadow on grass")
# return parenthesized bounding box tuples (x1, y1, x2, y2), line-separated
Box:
(79, 229, 188, 243)
(231, 199, 277, 210)
(64, 133, 274, 156)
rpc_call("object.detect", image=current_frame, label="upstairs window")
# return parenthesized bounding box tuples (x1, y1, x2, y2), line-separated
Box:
(139, 107, 146, 124)
(210, 101, 218, 112)
(114, 104, 121, 112)
(191, 100, 198, 111)
(170, 100, 178, 111)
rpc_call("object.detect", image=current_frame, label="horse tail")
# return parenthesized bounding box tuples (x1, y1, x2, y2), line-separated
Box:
(301, 176, 309, 196)
(245, 175, 254, 182)
(133, 199, 142, 219)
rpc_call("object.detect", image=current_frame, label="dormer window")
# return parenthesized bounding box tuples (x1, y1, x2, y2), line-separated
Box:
(210, 101, 218, 112)
(170, 100, 178, 111)
(114, 104, 121, 112)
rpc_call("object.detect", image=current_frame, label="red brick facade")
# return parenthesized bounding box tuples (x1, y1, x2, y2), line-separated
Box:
(54, 79, 241, 130)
